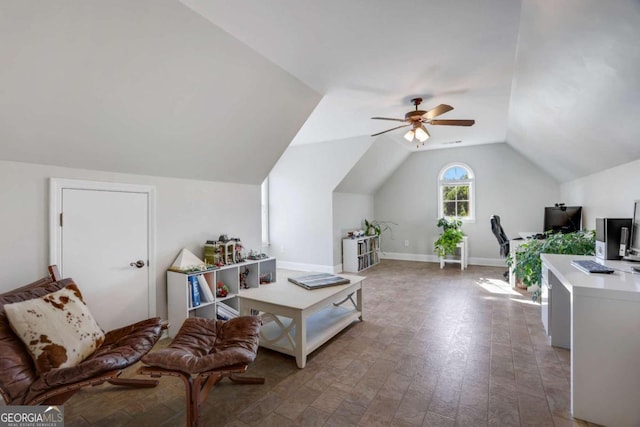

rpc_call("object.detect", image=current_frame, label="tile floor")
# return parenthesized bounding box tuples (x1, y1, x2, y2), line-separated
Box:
(64, 260, 601, 426)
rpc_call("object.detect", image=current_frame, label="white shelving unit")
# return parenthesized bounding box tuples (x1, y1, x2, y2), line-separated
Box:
(167, 257, 276, 338)
(342, 235, 380, 273)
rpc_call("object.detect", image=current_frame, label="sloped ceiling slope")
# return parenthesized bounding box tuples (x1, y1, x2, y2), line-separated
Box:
(507, 0, 640, 182)
(0, 0, 320, 184)
(180, 0, 522, 149)
(335, 136, 411, 195)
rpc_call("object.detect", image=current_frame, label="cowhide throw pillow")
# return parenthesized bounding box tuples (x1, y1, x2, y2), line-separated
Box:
(4, 283, 105, 373)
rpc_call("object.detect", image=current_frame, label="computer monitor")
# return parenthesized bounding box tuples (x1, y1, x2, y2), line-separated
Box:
(543, 206, 582, 234)
(628, 200, 640, 257)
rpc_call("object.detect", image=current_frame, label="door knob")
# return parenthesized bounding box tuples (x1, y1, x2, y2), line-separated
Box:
(130, 260, 145, 268)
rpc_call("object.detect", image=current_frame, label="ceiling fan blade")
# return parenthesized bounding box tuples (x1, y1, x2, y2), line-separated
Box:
(422, 104, 454, 119)
(429, 119, 475, 126)
(371, 117, 407, 122)
(371, 124, 411, 137)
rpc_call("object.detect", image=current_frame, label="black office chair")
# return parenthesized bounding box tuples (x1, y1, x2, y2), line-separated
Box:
(490, 215, 510, 280)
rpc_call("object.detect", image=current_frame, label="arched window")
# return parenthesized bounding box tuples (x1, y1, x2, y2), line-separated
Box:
(438, 163, 475, 222)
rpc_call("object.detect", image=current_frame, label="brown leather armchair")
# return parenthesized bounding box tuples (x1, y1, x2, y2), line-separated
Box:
(0, 266, 165, 405)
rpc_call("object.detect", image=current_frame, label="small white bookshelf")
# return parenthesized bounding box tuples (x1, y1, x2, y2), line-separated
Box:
(342, 235, 380, 273)
(166, 257, 276, 338)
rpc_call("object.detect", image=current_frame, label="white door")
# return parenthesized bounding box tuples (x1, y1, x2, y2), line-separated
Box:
(50, 179, 156, 331)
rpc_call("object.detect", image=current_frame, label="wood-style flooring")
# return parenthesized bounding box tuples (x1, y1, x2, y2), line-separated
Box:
(64, 260, 601, 426)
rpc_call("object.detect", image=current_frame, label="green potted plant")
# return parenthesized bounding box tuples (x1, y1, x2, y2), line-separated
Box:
(507, 229, 595, 300)
(434, 217, 464, 257)
(363, 219, 396, 237)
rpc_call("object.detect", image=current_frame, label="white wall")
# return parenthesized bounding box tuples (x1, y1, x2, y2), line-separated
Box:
(561, 158, 640, 229)
(374, 143, 559, 264)
(332, 193, 374, 268)
(335, 136, 411, 195)
(269, 137, 371, 272)
(0, 160, 260, 321)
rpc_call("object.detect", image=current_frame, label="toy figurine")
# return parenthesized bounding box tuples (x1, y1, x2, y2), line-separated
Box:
(239, 268, 250, 289)
(216, 281, 229, 298)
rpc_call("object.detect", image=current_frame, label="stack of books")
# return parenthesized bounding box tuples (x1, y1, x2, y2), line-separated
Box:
(217, 303, 239, 320)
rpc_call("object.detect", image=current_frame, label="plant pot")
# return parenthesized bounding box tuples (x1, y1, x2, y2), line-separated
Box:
(515, 279, 527, 290)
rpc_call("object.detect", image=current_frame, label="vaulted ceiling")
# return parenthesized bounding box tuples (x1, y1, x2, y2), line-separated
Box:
(507, 0, 640, 182)
(181, 0, 521, 150)
(1, 1, 639, 185)
(0, 1, 321, 184)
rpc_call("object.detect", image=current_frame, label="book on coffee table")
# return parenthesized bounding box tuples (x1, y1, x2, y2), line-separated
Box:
(288, 273, 351, 290)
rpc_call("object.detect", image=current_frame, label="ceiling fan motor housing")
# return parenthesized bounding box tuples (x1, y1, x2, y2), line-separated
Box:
(369, 97, 473, 138)
(405, 110, 427, 121)
(406, 97, 426, 121)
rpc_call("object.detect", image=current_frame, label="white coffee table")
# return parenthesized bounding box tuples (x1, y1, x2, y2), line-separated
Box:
(237, 270, 364, 368)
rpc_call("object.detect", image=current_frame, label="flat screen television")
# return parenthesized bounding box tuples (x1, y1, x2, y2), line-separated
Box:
(543, 206, 582, 234)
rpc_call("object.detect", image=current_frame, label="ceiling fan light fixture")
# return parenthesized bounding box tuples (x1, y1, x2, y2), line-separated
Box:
(371, 99, 474, 142)
(415, 126, 430, 142)
(403, 129, 415, 142)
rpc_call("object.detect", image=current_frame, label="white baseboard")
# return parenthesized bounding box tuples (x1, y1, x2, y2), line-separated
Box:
(279, 256, 506, 273)
(381, 252, 435, 262)
(380, 252, 507, 267)
(469, 257, 508, 267)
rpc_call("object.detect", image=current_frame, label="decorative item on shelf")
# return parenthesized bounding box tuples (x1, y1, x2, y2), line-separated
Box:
(233, 239, 244, 263)
(169, 248, 214, 273)
(247, 249, 268, 260)
(259, 272, 273, 284)
(507, 229, 595, 301)
(224, 241, 235, 264)
(434, 217, 464, 257)
(363, 219, 397, 238)
(204, 236, 244, 266)
(204, 235, 242, 266)
(239, 267, 250, 289)
(216, 281, 229, 298)
(204, 241, 224, 267)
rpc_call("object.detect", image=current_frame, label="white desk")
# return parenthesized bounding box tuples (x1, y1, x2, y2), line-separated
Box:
(518, 231, 540, 239)
(237, 270, 364, 368)
(541, 254, 640, 426)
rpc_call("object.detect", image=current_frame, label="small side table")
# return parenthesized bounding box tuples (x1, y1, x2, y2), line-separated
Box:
(439, 236, 468, 270)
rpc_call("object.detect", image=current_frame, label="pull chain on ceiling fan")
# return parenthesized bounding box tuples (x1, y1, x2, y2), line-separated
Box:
(371, 98, 475, 147)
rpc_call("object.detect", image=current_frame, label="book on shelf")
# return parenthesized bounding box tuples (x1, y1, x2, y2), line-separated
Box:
(197, 274, 215, 302)
(217, 302, 238, 320)
(188, 275, 202, 307)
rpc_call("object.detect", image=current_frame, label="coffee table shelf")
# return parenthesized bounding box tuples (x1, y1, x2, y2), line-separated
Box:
(238, 270, 364, 368)
(260, 305, 361, 358)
